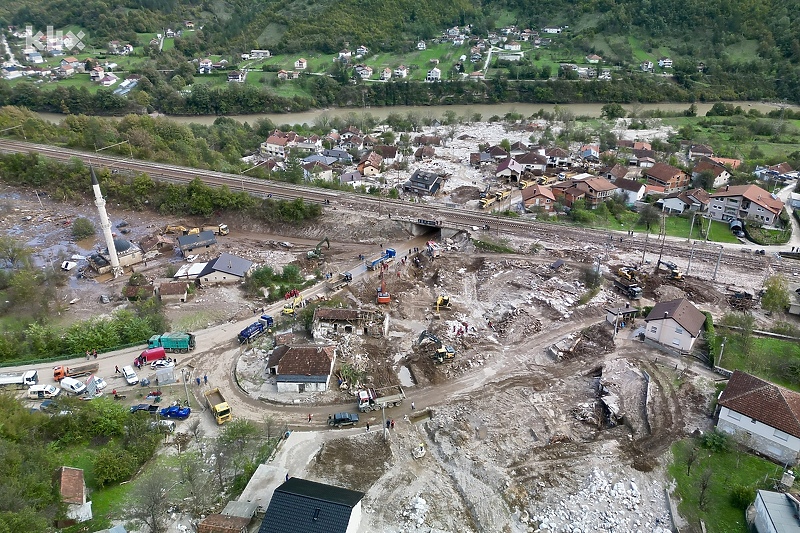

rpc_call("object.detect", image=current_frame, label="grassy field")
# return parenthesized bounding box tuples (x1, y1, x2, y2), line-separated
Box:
(668, 438, 783, 533)
(711, 335, 800, 391)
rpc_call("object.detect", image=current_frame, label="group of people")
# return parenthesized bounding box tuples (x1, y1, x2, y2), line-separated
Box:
(194, 375, 208, 386)
(85, 349, 98, 360)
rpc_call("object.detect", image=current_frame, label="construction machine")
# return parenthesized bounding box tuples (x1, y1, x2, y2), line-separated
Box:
(479, 196, 496, 210)
(658, 260, 685, 281)
(479, 185, 491, 199)
(307, 237, 331, 260)
(495, 190, 511, 201)
(617, 267, 638, 282)
(417, 331, 456, 364)
(163, 225, 188, 235)
(377, 271, 390, 304)
(435, 294, 451, 313)
(282, 295, 302, 315)
(518, 180, 532, 190)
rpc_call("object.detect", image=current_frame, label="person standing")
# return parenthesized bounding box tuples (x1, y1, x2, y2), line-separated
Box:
(308, 413, 312, 423)
(411, 402, 415, 410)
(115, 365, 120, 374)
(196, 377, 201, 386)
(366, 422, 370, 432)
(203, 375, 208, 384)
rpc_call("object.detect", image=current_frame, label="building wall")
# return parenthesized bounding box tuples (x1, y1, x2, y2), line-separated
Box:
(201, 272, 243, 284)
(717, 406, 800, 465)
(643, 317, 697, 351)
(276, 380, 328, 393)
(709, 197, 779, 227)
(346, 501, 363, 533)
(754, 492, 779, 533)
(66, 501, 93, 523)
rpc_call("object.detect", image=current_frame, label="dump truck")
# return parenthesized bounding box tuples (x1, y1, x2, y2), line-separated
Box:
(613, 278, 643, 299)
(238, 322, 265, 343)
(148, 332, 196, 353)
(479, 196, 496, 209)
(357, 386, 405, 412)
(328, 412, 359, 427)
(53, 363, 99, 381)
(205, 388, 232, 424)
(202, 224, 229, 235)
(0, 370, 38, 389)
(326, 272, 353, 291)
(495, 190, 511, 201)
(367, 248, 396, 270)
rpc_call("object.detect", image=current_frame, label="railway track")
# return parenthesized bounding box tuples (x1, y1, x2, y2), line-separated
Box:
(0, 138, 793, 279)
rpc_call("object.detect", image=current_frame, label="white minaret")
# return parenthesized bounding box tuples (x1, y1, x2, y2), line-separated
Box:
(91, 167, 122, 278)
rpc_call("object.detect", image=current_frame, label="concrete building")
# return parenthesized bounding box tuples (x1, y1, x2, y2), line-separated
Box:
(177, 231, 217, 255)
(708, 184, 784, 228)
(55, 467, 92, 523)
(266, 345, 336, 393)
(312, 308, 384, 338)
(644, 163, 689, 194)
(717, 371, 800, 465)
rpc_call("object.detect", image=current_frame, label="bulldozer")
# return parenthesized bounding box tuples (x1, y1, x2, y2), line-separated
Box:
(617, 267, 638, 282)
(417, 331, 456, 364)
(307, 237, 330, 260)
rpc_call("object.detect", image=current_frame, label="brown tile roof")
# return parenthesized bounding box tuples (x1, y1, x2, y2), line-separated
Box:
(314, 308, 362, 321)
(645, 162, 684, 182)
(710, 184, 784, 215)
(579, 177, 618, 193)
(374, 145, 397, 159)
(644, 298, 705, 336)
(614, 177, 644, 193)
(159, 282, 189, 296)
(514, 152, 547, 165)
(271, 345, 335, 376)
(521, 184, 555, 202)
(266, 135, 288, 146)
(56, 467, 85, 505)
(718, 371, 800, 438)
(693, 159, 726, 176)
(198, 514, 251, 532)
(609, 164, 628, 180)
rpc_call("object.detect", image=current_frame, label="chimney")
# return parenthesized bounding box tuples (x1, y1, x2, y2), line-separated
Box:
(625, 303, 630, 309)
(725, 185, 729, 191)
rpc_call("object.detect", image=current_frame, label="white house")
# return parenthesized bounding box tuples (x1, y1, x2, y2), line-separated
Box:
(266, 345, 335, 393)
(417, 41, 427, 50)
(658, 57, 672, 68)
(613, 177, 646, 205)
(716, 371, 800, 465)
(380, 67, 392, 80)
(393, 65, 409, 78)
(643, 298, 705, 351)
(708, 184, 784, 228)
(294, 58, 307, 70)
(504, 41, 521, 51)
(426, 67, 441, 82)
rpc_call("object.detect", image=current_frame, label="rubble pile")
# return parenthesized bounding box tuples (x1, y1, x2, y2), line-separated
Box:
(401, 494, 429, 528)
(570, 324, 615, 359)
(528, 468, 672, 533)
(492, 308, 542, 342)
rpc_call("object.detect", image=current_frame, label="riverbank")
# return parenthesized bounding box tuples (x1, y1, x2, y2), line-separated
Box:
(34, 100, 798, 127)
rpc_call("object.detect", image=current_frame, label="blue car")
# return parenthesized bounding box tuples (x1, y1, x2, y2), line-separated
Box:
(159, 405, 191, 420)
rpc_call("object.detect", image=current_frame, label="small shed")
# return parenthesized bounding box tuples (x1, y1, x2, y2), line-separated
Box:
(605, 305, 638, 328)
(158, 282, 189, 303)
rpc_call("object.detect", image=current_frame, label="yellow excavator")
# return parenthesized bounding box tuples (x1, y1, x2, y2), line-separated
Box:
(163, 225, 188, 235)
(435, 294, 451, 313)
(417, 331, 456, 363)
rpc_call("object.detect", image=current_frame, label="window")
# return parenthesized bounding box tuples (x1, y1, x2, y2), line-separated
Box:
(727, 411, 741, 421)
(675, 326, 684, 334)
(650, 326, 657, 333)
(672, 338, 680, 346)
(774, 429, 790, 442)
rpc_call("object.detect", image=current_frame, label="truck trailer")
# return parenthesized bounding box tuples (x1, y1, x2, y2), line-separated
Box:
(357, 386, 405, 412)
(148, 332, 196, 353)
(367, 248, 397, 270)
(53, 363, 99, 381)
(204, 388, 232, 424)
(238, 322, 265, 343)
(613, 278, 643, 299)
(0, 370, 38, 388)
(326, 272, 353, 291)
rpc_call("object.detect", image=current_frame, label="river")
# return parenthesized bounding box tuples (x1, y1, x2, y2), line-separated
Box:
(34, 101, 796, 127)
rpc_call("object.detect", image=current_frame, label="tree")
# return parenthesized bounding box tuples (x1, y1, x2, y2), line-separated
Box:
(685, 443, 699, 475)
(71, 217, 96, 240)
(637, 204, 661, 232)
(695, 169, 716, 190)
(0, 236, 31, 269)
(127, 472, 175, 533)
(762, 275, 790, 314)
(601, 103, 626, 120)
(698, 468, 713, 510)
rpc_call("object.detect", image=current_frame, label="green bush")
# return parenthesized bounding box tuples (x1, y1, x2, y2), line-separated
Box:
(701, 429, 731, 453)
(729, 484, 756, 510)
(71, 217, 96, 240)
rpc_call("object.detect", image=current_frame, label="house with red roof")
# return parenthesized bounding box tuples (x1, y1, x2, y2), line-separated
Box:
(716, 370, 800, 464)
(54, 467, 92, 523)
(644, 298, 706, 351)
(521, 184, 556, 213)
(708, 184, 784, 228)
(644, 163, 689, 194)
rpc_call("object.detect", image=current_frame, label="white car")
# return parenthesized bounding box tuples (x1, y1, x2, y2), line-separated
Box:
(88, 376, 108, 390)
(151, 359, 175, 369)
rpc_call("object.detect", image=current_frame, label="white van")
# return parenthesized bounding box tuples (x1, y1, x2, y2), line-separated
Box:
(122, 365, 139, 385)
(28, 384, 61, 399)
(60, 377, 87, 396)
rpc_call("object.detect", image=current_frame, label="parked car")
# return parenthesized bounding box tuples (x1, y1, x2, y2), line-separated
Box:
(60, 376, 87, 396)
(130, 404, 159, 415)
(328, 412, 359, 427)
(122, 365, 139, 385)
(151, 359, 175, 369)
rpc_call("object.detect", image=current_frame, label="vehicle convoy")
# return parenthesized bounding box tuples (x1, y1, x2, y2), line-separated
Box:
(53, 363, 98, 381)
(658, 260, 685, 281)
(0, 370, 38, 388)
(328, 412, 359, 427)
(357, 386, 405, 412)
(613, 278, 643, 299)
(326, 272, 353, 291)
(238, 322, 266, 343)
(307, 237, 331, 260)
(147, 332, 196, 353)
(418, 331, 456, 363)
(367, 248, 397, 270)
(205, 388, 232, 424)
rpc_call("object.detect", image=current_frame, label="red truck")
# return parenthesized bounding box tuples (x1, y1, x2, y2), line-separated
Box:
(134, 347, 166, 368)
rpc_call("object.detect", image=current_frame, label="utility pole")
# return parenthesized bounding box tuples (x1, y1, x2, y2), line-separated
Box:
(713, 245, 723, 280)
(686, 242, 696, 275)
(641, 231, 649, 265)
(688, 211, 697, 241)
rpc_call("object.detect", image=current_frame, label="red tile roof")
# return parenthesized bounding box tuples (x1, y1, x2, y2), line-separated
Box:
(710, 184, 784, 215)
(56, 467, 85, 505)
(521, 184, 555, 202)
(718, 371, 800, 438)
